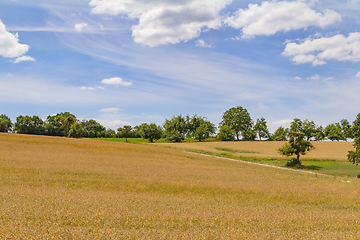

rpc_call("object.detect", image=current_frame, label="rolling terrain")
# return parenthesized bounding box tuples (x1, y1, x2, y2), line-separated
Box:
(1, 133, 360, 239)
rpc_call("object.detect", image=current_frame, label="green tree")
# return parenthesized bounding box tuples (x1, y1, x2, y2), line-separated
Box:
(290, 118, 303, 133)
(217, 125, 235, 141)
(348, 114, 360, 166)
(68, 123, 84, 138)
(278, 132, 314, 167)
(0, 114, 12, 132)
(272, 126, 289, 141)
(242, 129, 257, 141)
(164, 115, 187, 142)
(312, 126, 325, 141)
(339, 119, 353, 141)
(193, 121, 216, 142)
(324, 123, 342, 142)
(46, 112, 77, 136)
(254, 117, 270, 141)
(14, 115, 45, 135)
(220, 106, 253, 140)
(105, 129, 116, 138)
(140, 123, 163, 142)
(81, 119, 106, 138)
(302, 119, 317, 141)
(118, 125, 133, 142)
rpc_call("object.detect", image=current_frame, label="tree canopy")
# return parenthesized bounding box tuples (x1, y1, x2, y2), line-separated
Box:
(0, 114, 12, 132)
(220, 106, 252, 141)
(278, 132, 314, 167)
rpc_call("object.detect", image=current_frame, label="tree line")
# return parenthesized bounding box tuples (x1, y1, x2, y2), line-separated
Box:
(0, 106, 358, 143)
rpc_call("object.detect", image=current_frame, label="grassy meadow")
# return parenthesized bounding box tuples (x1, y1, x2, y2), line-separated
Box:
(1, 133, 360, 238)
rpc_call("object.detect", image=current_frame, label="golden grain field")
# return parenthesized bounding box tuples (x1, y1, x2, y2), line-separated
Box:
(154, 141, 355, 161)
(1, 133, 360, 239)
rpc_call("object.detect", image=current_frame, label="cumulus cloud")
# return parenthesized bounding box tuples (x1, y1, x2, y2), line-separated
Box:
(294, 76, 302, 80)
(356, 72, 360, 78)
(89, 0, 231, 46)
(195, 39, 214, 48)
(12, 55, 35, 63)
(0, 20, 29, 58)
(75, 23, 88, 32)
(101, 77, 132, 86)
(225, 1, 341, 39)
(282, 32, 360, 66)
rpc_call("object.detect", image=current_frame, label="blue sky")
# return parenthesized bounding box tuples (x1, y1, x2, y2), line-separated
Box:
(1, 0, 360, 132)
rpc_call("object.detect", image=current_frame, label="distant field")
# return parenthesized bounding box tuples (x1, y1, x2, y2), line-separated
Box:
(154, 141, 355, 161)
(1, 133, 360, 238)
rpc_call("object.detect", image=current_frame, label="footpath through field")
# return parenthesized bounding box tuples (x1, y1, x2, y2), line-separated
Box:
(185, 151, 330, 177)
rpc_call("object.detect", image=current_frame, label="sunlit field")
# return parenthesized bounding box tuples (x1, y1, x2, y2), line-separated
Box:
(154, 141, 354, 161)
(1, 133, 360, 239)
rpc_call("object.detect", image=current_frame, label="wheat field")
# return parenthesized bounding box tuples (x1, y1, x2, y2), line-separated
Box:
(155, 141, 355, 161)
(1, 133, 360, 239)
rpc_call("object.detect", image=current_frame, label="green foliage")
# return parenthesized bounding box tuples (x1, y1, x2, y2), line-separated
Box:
(68, 123, 84, 138)
(117, 125, 133, 142)
(163, 115, 187, 142)
(324, 123, 342, 142)
(104, 129, 116, 138)
(254, 117, 270, 140)
(290, 118, 303, 133)
(348, 113, 360, 166)
(278, 132, 314, 166)
(14, 115, 45, 135)
(339, 119, 353, 141)
(220, 106, 253, 140)
(0, 114, 12, 132)
(140, 123, 163, 142)
(217, 125, 235, 141)
(164, 114, 215, 142)
(46, 112, 77, 136)
(242, 129, 257, 141)
(272, 126, 289, 141)
(81, 119, 106, 138)
(302, 119, 317, 141)
(193, 121, 216, 142)
(312, 125, 325, 141)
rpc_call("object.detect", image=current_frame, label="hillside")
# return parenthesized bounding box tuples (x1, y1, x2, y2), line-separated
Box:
(1, 133, 360, 239)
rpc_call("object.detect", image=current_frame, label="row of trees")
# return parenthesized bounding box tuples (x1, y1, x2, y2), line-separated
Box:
(0, 107, 359, 143)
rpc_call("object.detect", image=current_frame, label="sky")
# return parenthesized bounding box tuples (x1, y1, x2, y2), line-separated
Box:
(1, 0, 360, 133)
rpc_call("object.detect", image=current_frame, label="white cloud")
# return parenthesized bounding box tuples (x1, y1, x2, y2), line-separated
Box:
(101, 77, 132, 86)
(195, 39, 214, 48)
(79, 86, 95, 90)
(99, 107, 121, 113)
(89, 0, 231, 47)
(74, 23, 88, 32)
(0, 20, 29, 58)
(269, 119, 292, 133)
(283, 32, 360, 66)
(307, 74, 320, 80)
(225, 1, 341, 39)
(12, 55, 35, 63)
(294, 76, 302, 80)
(356, 72, 360, 78)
